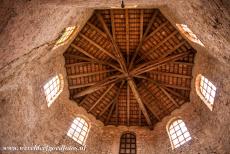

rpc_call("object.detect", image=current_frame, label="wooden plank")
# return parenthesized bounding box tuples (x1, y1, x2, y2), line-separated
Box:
(88, 83, 115, 112)
(69, 82, 96, 89)
(138, 109, 142, 126)
(64, 53, 123, 72)
(144, 21, 168, 41)
(71, 44, 96, 59)
(105, 81, 124, 124)
(65, 62, 93, 67)
(87, 22, 107, 38)
(96, 12, 127, 73)
(160, 87, 179, 107)
(140, 9, 144, 40)
(131, 51, 191, 75)
(73, 74, 125, 98)
(110, 10, 116, 39)
(79, 33, 117, 60)
(149, 71, 192, 79)
(127, 84, 130, 126)
(68, 69, 115, 78)
(163, 87, 189, 101)
(136, 31, 178, 63)
(128, 79, 152, 127)
(129, 10, 158, 69)
(125, 9, 130, 65)
(135, 75, 191, 91)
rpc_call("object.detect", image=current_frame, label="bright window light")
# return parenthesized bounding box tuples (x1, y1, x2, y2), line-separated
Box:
(196, 74, 216, 111)
(168, 119, 191, 149)
(67, 117, 89, 145)
(43, 74, 63, 107)
(176, 24, 204, 47)
(55, 26, 76, 46)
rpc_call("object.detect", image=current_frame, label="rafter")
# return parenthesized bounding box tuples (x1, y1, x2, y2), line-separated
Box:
(64, 53, 123, 72)
(131, 51, 191, 76)
(127, 83, 130, 126)
(144, 21, 168, 41)
(160, 87, 179, 107)
(69, 82, 96, 90)
(73, 74, 125, 98)
(105, 81, 124, 124)
(129, 10, 158, 69)
(125, 9, 130, 65)
(149, 71, 192, 79)
(71, 44, 96, 59)
(88, 83, 115, 112)
(110, 10, 116, 39)
(96, 12, 127, 73)
(163, 86, 189, 101)
(68, 69, 115, 79)
(86, 22, 108, 38)
(79, 33, 117, 60)
(136, 30, 178, 63)
(135, 75, 191, 91)
(128, 79, 152, 127)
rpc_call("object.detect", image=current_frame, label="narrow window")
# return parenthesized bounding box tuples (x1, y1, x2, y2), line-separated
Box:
(43, 74, 64, 107)
(119, 132, 136, 154)
(55, 26, 76, 46)
(67, 117, 90, 145)
(167, 118, 191, 149)
(195, 74, 216, 111)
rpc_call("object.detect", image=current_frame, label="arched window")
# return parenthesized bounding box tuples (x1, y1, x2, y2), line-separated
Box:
(67, 117, 90, 145)
(43, 74, 64, 107)
(119, 132, 136, 154)
(167, 118, 191, 149)
(195, 74, 216, 111)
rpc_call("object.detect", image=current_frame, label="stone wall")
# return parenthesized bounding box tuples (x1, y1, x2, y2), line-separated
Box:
(0, 0, 229, 154)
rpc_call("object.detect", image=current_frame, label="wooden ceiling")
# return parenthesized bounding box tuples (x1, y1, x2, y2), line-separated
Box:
(63, 9, 196, 129)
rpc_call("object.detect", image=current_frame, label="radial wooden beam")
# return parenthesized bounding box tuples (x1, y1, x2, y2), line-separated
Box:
(68, 69, 115, 78)
(88, 83, 115, 112)
(86, 22, 108, 38)
(127, 83, 130, 126)
(149, 71, 192, 79)
(159, 87, 179, 108)
(136, 31, 178, 63)
(71, 44, 96, 59)
(110, 10, 116, 39)
(129, 10, 158, 69)
(105, 81, 124, 124)
(163, 86, 189, 101)
(73, 74, 125, 98)
(125, 9, 130, 65)
(135, 75, 191, 91)
(128, 79, 152, 127)
(131, 51, 191, 76)
(79, 33, 117, 60)
(64, 53, 123, 72)
(144, 21, 169, 41)
(96, 12, 127, 73)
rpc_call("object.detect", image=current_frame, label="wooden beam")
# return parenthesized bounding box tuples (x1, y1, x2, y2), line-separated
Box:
(73, 74, 125, 98)
(88, 83, 115, 112)
(140, 9, 144, 40)
(71, 44, 96, 59)
(68, 69, 115, 78)
(129, 10, 158, 69)
(64, 53, 123, 72)
(135, 75, 191, 91)
(131, 51, 191, 76)
(149, 71, 192, 79)
(144, 21, 168, 41)
(86, 22, 107, 38)
(171, 61, 194, 66)
(163, 86, 189, 101)
(142, 84, 161, 120)
(127, 83, 130, 126)
(128, 79, 152, 127)
(136, 31, 178, 63)
(160, 87, 179, 107)
(138, 108, 142, 126)
(110, 10, 116, 39)
(65, 62, 92, 67)
(105, 81, 124, 125)
(96, 12, 127, 73)
(79, 33, 117, 60)
(125, 9, 130, 65)
(69, 82, 96, 89)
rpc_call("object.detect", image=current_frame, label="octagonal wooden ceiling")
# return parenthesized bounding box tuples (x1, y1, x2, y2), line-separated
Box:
(64, 9, 196, 129)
